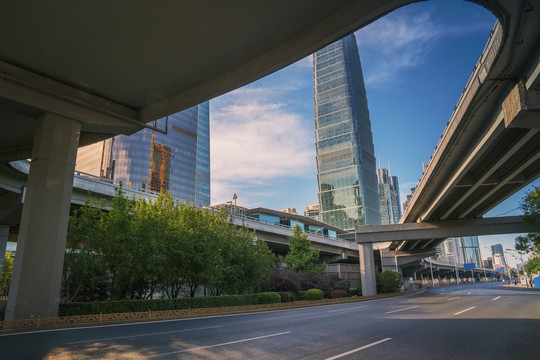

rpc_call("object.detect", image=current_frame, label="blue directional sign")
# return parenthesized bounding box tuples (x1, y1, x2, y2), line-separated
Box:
(496, 267, 505, 273)
(464, 263, 476, 269)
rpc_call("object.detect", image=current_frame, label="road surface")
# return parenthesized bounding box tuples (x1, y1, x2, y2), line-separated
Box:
(1, 282, 538, 359)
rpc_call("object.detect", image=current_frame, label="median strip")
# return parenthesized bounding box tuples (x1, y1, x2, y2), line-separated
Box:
(146, 331, 291, 357)
(454, 306, 475, 315)
(324, 338, 392, 360)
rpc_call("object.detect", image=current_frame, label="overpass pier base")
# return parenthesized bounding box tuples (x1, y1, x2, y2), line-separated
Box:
(4, 113, 80, 321)
(358, 243, 377, 296)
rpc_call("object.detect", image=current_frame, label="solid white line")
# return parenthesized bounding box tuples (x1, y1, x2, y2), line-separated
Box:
(454, 306, 476, 315)
(492, 296, 501, 301)
(385, 305, 418, 314)
(146, 331, 291, 358)
(447, 297, 460, 301)
(328, 306, 369, 313)
(324, 338, 392, 360)
(66, 325, 222, 344)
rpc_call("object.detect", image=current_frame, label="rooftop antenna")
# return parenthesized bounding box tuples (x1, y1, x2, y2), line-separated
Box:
(378, 153, 381, 169)
(388, 160, 392, 177)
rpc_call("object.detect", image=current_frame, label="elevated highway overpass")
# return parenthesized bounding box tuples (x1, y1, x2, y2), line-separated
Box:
(356, 1, 540, 296)
(0, 0, 538, 319)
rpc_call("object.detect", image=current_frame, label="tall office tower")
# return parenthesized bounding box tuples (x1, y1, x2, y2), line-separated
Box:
(377, 167, 402, 225)
(76, 103, 211, 206)
(491, 244, 506, 268)
(313, 34, 380, 231)
(436, 237, 481, 267)
(458, 236, 482, 267)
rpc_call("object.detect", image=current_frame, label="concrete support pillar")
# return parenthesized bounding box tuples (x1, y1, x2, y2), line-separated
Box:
(5, 113, 80, 320)
(0, 225, 8, 282)
(358, 243, 377, 296)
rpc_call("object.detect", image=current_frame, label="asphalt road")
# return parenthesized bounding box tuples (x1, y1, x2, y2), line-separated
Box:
(1, 282, 539, 359)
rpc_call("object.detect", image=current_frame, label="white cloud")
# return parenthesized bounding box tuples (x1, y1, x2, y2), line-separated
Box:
(210, 86, 314, 206)
(356, 9, 443, 86)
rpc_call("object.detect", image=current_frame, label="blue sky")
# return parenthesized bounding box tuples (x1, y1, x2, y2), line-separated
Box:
(209, 0, 539, 266)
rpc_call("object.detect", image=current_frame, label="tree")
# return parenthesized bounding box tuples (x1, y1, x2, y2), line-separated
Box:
(284, 225, 325, 274)
(515, 186, 540, 254)
(0, 251, 14, 296)
(64, 197, 108, 301)
(211, 221, 275, 295)
(524, 257, 540, 275)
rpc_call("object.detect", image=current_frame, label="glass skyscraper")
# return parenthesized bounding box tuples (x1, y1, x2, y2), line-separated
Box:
(313, 34, 380, 231)
(377, 168, 402, 225)
(76, 102, 210, 206)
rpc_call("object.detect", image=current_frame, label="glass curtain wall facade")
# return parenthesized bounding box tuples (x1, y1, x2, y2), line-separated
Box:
(491, 244, 506, 268)
(436, 236, 481, 267)
(377, 168, 402, 225)
(313, 34, 380, 231)
(458, 236, 482, 267)
(76, 102, 210, 206)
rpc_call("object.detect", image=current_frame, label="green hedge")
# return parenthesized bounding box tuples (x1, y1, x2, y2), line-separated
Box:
(59, 292, 280, 316)
(295, 288, 324, 301)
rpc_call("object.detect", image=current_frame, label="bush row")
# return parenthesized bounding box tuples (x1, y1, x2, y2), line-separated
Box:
(59, 292, 281, 316)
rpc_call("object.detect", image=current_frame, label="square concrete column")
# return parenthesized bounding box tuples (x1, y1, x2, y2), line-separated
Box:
(0, 225, 8, 283)
(358, 242, 377, 296)
(4, 113, 80, 320)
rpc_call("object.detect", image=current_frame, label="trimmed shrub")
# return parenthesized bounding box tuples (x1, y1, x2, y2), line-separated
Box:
(260, 269, 350, 298)
(377, 270, 402, 294)
(279, 292, 296, 303)
(295, 288, 324, 301)
(331, 289, 348, 298)
(58, 292, 281, 316)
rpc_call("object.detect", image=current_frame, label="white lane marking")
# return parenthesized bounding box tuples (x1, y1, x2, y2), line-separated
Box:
(467, 292, 471, 295)
(328, 306, 369, 313)
(454, 306, 476, 315)
(385, 305, 418, 314)
(66, 325, 222, 345)
(447, 297, 460, 301)
(492, 296, 501, 301)
(146, 331, 291, 358)
(324, 338, 392, 360)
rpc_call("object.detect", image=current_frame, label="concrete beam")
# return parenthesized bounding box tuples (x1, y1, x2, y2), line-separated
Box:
(503, 81, 540, 129)
(356, 216, 527, 243)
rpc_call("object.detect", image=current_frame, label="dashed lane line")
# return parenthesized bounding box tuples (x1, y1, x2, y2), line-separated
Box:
(324, 338, 392, 360)
(447, 297, 460, 301)
(328, 306, 369, 313)
(492, 296, 501, 301)
(454, 306, 476, 315)
(385, 305, 419, 314)
(66, 325, 222, 345)
(146, 331, 291, 358)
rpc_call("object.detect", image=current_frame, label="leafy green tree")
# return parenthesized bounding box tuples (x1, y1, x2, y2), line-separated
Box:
(212, 219, 275, 295)
(284, 225, 325, 274)
(0, 251, 14, 296)
(64, 197, 108, 301)
(376, 270, 402, 294)
(524, 257, 540, 275)
(515, 186, 540, 253)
